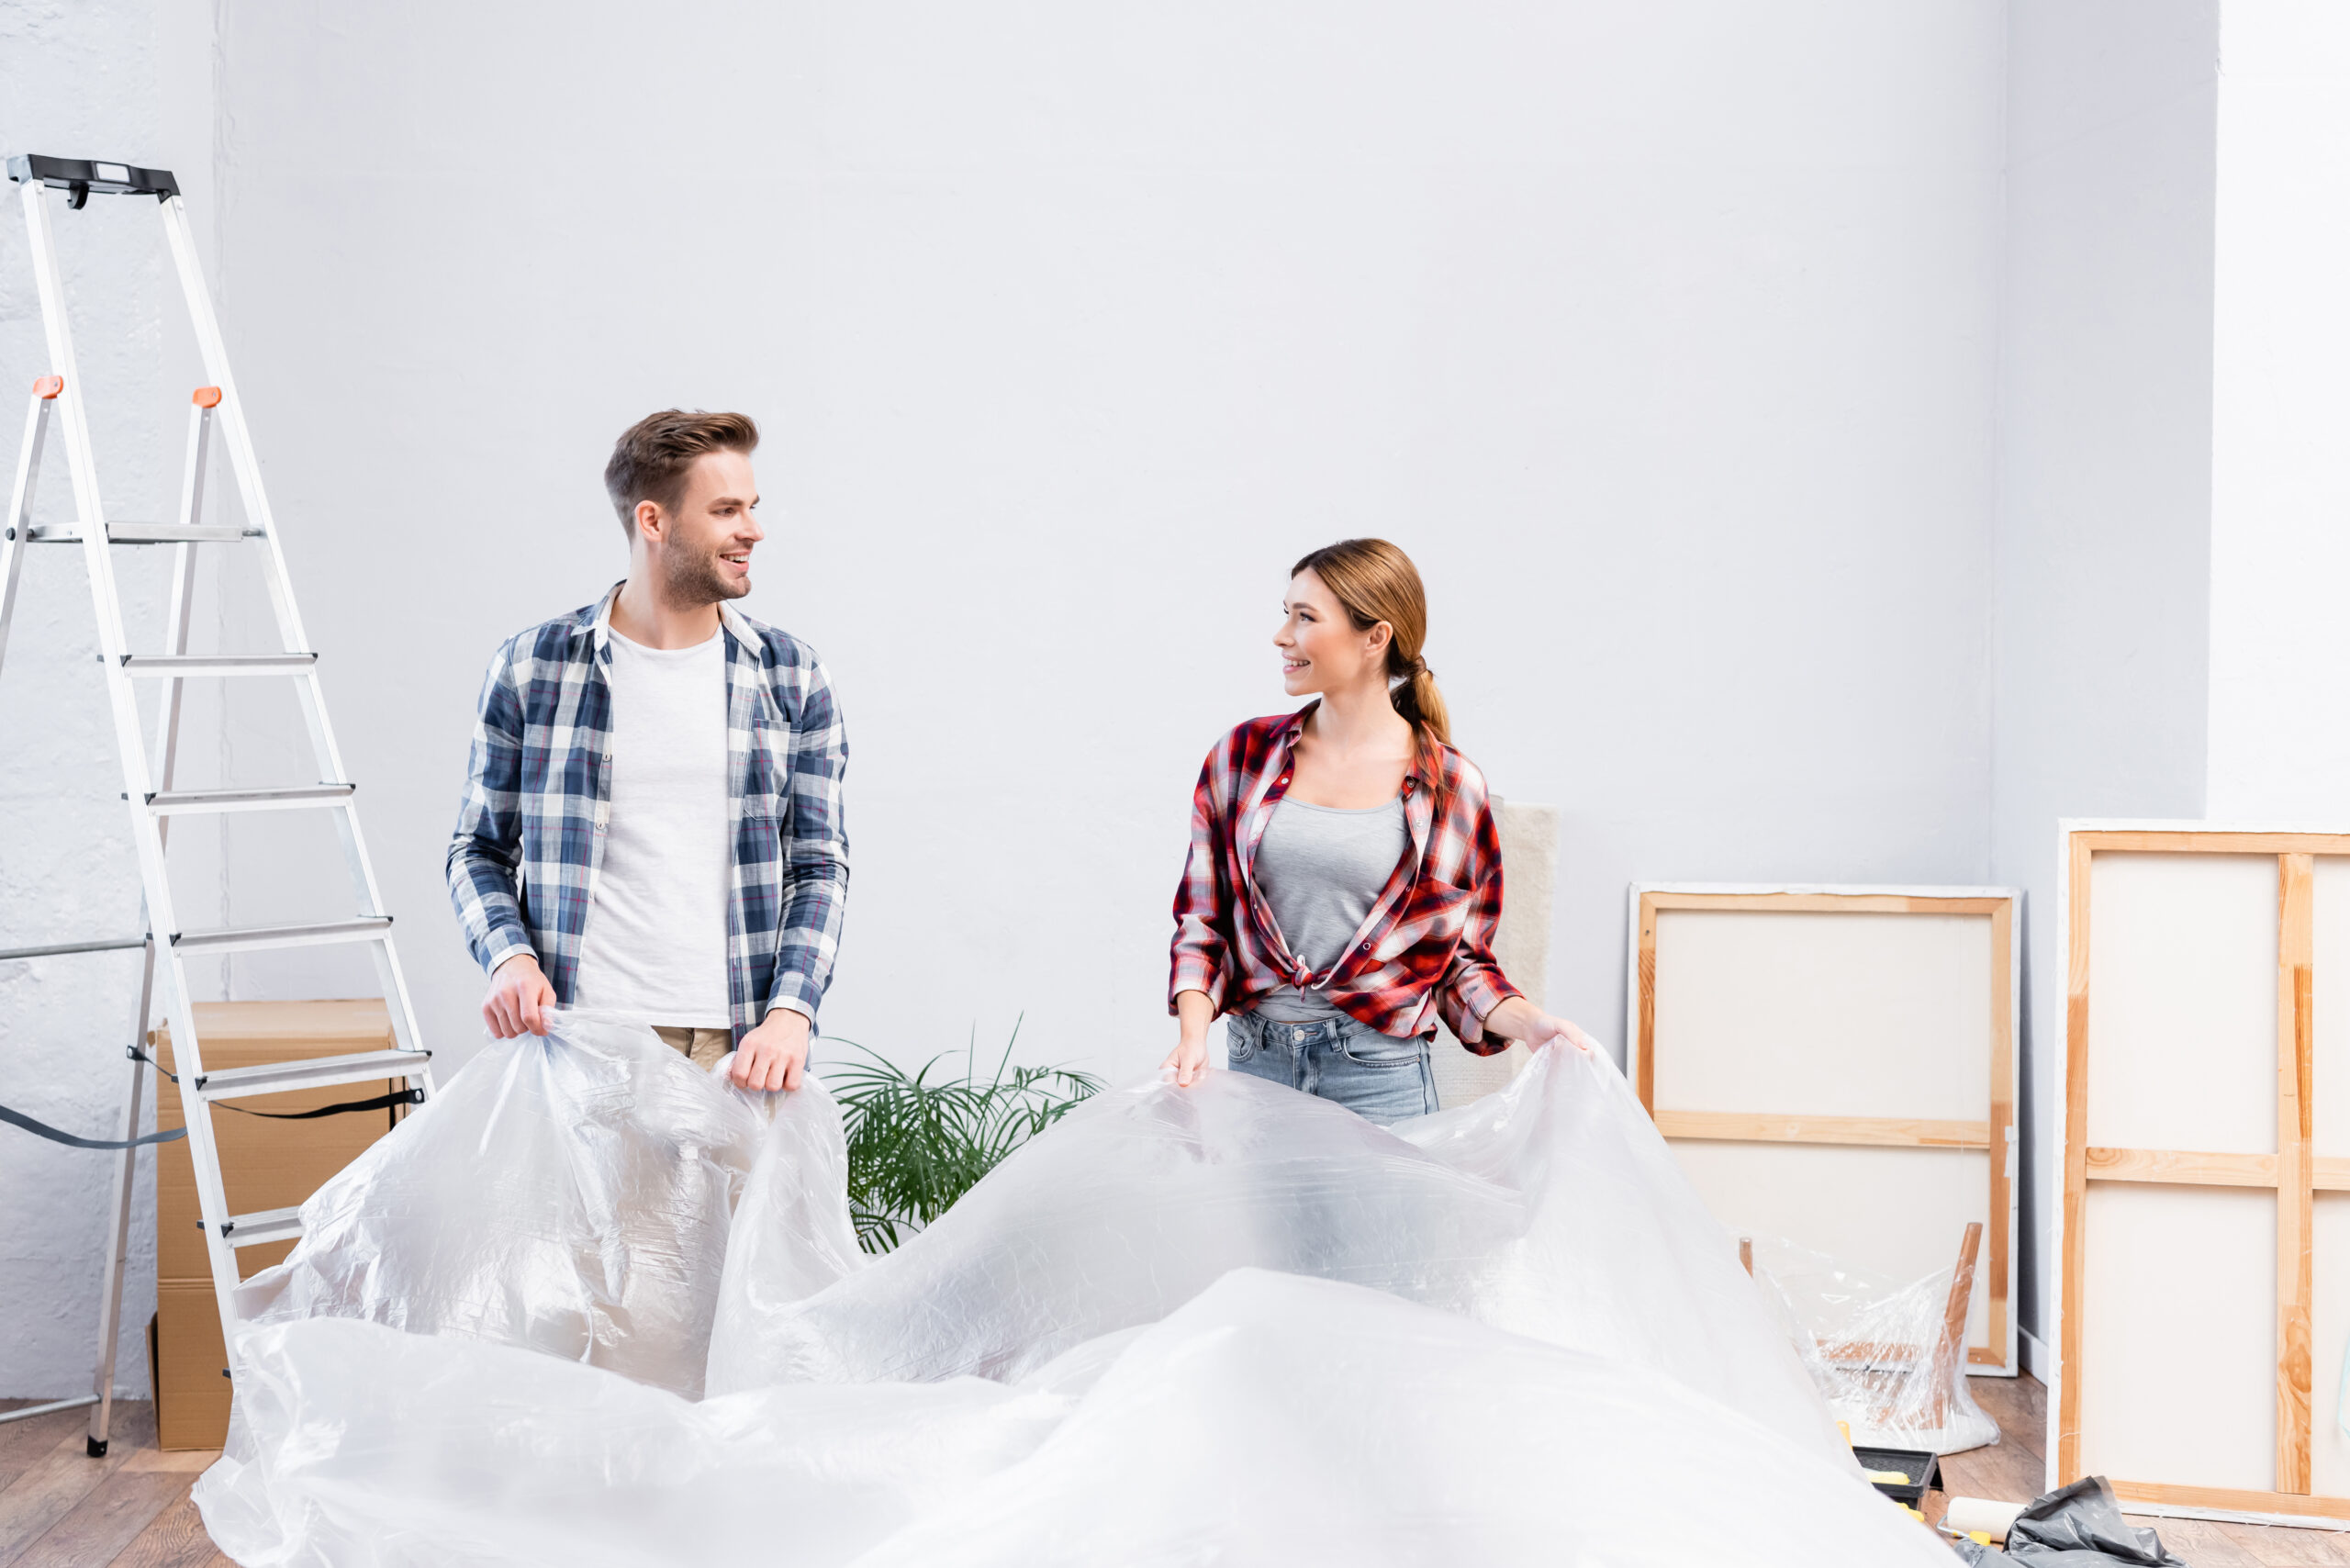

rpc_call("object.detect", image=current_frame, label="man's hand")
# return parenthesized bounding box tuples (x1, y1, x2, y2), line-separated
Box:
(483, 952, 556, 1038)
(732, 1008, 811, 1092)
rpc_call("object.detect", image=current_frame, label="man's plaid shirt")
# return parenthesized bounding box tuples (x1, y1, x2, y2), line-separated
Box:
(447, 586, 848, 1043)
(1169, 708, 1520, 1050)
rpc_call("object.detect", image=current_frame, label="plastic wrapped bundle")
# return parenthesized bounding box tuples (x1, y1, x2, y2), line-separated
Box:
(711, 1044, 1851, 1470)
(238, 1011, 854, 1399)
(1749, 1237, 2000, 1454)
(196, 1270, 1954, 1568)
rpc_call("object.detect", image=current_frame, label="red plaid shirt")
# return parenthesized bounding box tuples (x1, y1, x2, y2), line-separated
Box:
(1169, 708, 1522, 1051)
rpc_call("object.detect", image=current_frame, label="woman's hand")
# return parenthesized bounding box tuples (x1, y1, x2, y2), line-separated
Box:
(1162, 1035, 1210, 1087)
(1522, 1013, 1598, 1055)
(1162, 989, 1216, 1087)
(1482, 996, 1596, 1055)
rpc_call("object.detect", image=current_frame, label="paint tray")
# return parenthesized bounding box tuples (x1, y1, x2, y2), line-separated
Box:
(1851, 1446, 1939, 1507)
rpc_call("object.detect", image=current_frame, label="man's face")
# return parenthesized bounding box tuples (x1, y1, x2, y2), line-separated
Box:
(644, 449, 762, 605)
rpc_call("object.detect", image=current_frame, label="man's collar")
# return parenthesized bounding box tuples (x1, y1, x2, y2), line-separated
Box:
(582, 580, 748, 655)
(585, 582, 621, 652)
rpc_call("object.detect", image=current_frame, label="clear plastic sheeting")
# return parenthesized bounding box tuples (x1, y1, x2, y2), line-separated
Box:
(714, 1043, 1852, 1472)
(195, 1019, 1950, 1563)
(1749, 1237, 2000, 1454)
(197, 1271, 1955, 1568)
(238, 1011, 856, 1400)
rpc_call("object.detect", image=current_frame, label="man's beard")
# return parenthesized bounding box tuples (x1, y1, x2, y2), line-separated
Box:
(661, 542, 750, 608)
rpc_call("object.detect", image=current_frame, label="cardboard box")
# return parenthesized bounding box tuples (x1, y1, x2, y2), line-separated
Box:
(151, 999, 409, 1447)
(154, 1280, 232, 1451)
(153, 999, 407, 1281)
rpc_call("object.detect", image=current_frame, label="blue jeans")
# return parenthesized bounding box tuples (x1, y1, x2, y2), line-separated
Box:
(1224, 1009, 1437, 1125)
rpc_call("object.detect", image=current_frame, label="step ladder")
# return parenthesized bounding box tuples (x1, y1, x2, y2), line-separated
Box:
(0, 155, 434, 1456)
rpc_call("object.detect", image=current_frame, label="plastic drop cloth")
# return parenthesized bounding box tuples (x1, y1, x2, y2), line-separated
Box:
(237, 1010, 857, 1400)
(198, 1015, 1946, 1565)
(711, 1040, 1851, 1471)
(1748, 1236, 1999, 1454)
(199, 1271, 1953, 1568)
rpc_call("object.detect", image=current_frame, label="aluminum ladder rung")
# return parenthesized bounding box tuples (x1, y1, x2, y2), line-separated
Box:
(15, 522, 260, 543)
(195, 1046, 429, 1100)
(0, 935, 145, 961)
(142, 783, 353, 814)
(173, 914, 389, 954)
(216, 1206, 303, 1249)
(120, 652, 315, 677)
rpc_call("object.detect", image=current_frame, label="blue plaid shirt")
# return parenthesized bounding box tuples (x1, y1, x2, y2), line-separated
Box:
(446, 585, 849, 1042)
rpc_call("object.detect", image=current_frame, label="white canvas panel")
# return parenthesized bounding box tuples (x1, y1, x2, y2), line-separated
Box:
(1668, 1140, 1991, 1353)
(2086, 854, 2277, 1155)
(2313, 1194, 2350, 1499)
(1651, 910, 1991, 1120)
(2078, 1182, 2275, 1492)
(2312, 858, 2350, 1159)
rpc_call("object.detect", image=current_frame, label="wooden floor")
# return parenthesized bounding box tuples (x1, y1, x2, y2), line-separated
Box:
(1934, 1374, 2350, 1565)
(0, 1401, 225, 1568)
(6, 1377, 2350, 1564)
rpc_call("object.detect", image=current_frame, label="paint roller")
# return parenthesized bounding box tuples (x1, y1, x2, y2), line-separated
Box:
(1939, 1496, 2026, 1544)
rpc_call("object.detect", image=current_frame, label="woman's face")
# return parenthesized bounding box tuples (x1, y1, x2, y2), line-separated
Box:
(1276, 569, 1388, 699)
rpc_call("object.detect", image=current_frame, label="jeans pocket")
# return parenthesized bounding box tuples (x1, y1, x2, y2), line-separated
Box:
(1224, 1014, 1260, 1064)
(1338, 1032, 1425, 1070)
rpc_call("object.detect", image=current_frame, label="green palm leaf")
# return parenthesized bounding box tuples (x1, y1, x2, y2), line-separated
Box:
(823, 1019, 1103, 1254)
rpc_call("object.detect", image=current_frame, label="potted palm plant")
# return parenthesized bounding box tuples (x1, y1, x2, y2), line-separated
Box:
(824, 1022, 1102, 1252)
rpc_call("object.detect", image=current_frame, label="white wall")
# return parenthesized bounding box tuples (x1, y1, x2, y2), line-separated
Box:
(1990, 1, 2218, 1364)
(5, 1, 2015, 1394)
(201, 0, 2009, 1070)
(2205, 1, 2350, 816)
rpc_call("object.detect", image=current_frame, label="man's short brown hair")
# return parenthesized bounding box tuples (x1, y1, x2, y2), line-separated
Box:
(603, 409, 760, 536)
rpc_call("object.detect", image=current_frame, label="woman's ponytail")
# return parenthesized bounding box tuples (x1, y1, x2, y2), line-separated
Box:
(1291, 538, 1450, 751)
(1389, 654, 1450, 748)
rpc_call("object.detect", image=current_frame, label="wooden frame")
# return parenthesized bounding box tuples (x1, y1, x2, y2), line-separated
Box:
(2054, 823, 2350, 1526)
(1628, 883, 2020, 1375)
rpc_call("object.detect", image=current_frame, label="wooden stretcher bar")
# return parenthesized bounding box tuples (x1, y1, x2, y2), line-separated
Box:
(1631, 884, 2018, 1376)
(2056, 826, 2350, 1524)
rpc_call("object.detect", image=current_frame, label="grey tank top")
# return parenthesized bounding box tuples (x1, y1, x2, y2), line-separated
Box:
(1249, 795, 1408, 1023)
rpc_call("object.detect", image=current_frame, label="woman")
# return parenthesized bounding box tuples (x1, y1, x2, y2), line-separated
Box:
(1162, 538, 1595, 1124)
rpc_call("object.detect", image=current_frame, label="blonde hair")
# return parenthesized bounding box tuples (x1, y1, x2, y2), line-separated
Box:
(1290, 538, 1449, 748)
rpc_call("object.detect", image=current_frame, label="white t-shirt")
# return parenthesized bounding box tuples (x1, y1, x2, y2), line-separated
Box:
(572, 625, 733, 1026)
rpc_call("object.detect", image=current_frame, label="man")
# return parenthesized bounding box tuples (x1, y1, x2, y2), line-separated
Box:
(447, 409, 846, 1092)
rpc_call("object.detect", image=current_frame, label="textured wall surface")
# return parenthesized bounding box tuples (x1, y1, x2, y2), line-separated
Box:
(1, 0, 180, 1402)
